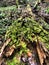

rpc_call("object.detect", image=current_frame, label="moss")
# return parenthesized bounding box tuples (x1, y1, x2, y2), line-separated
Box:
(45, 7, 49, 14)
(5, 17, 49, 50)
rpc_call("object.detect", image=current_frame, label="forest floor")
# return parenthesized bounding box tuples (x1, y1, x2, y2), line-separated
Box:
(0, 0, 49, 65)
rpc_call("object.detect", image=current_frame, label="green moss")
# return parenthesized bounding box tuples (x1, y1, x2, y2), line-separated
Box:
(0, 5, 16, 11)
(45, 7, 49, 14)
(5, 17, 49, 50)
(7, 56, 20, 65)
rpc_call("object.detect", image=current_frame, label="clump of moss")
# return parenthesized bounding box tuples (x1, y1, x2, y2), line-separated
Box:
(5, 17, 49, 49)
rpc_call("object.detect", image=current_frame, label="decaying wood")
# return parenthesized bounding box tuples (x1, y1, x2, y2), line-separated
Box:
(36, 45, 46, 65)
(37, 39, 49, 56)
(4, 45, 15, 57)
(0, 38, 11, 57)
(36, 38, 49, 65)
(0, 58, 4, 65)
